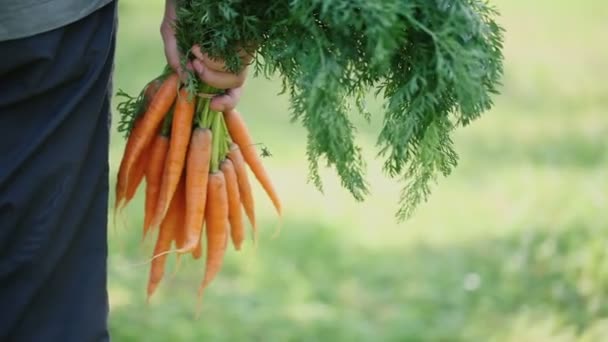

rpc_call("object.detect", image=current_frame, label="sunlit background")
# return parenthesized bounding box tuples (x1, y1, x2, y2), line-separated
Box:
(108, 1, 608, 340)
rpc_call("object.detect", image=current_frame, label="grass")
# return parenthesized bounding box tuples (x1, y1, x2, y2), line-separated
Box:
(107, 1, 608, 340)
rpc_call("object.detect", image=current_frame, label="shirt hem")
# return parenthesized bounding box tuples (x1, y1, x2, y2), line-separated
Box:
(0, 0, 115, 42)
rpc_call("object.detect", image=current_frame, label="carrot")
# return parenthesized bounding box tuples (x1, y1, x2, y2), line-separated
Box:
(131, 79, 163, 205)
(223, 109, 282, 217)
(115, 80, 160, 213)
(221, 159, 245, 250)
(192, 237, 203, 259)
(146, 171, 184, 300)
(180, 127, 212, 253)
(227, 144, 256, 237)
(171, 168, 187, 276)
(198, 171, 229, 300)
(173, 170, 187, 249)
(125, 142, 150, 203)
(115, 73, 179, 213)
(152, 87, 195, 229)
(143, 79, 163, 109)
(115, 119, 141, 213)
(143, 133, 170, 240)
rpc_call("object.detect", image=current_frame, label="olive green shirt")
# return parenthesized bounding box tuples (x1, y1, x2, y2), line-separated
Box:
(0, 0, 114, 41)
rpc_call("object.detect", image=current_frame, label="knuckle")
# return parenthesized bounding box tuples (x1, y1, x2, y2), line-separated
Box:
(160, 21, 170, 35)
(197, 70, 208, 82)
(221, 99, 235, 111)
(217, 60, 228, 71)
(202, 77, 223, 90)
(233, 74, 246, 88)
(192, 47, 203, 60)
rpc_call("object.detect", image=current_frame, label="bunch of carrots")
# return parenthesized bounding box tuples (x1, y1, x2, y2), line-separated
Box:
(113, 70, 281, 306)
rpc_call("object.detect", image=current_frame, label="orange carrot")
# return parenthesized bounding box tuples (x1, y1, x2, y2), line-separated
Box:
(198, 171, 229, 298)
(132, 79, 163, 205)
(143, 79, 163, 109)
(227, 144, 256, 235)
(180, 127, 212, 253)
(115, 73, 179, 213)
(152, 87, 195, 229)
(171, 169, 187, 274)
(143, 133, 170, 239)
(115, 81, 160, 213)
(221, 159, 245, 250)
(173, 171, 187, 249)
(192, 237, 203, 260)
(115, 119, 140, 213)
(146, 171, 183, 300)
(223, 109, 282, 217)
(125, 141, 150, 203)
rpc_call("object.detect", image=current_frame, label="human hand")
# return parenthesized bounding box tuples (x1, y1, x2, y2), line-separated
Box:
(160, 0, 251, 111)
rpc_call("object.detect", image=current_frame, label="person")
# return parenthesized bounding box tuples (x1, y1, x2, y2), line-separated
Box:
(0, 1, 249, 340)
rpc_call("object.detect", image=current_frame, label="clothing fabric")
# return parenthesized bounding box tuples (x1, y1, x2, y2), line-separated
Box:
(0, 0, 113, 41)
(0, 1, 116, 341)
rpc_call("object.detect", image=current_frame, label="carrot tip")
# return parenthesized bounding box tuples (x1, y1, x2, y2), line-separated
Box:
(174, 243, 196, 255)
(250, 233, 260, 254)
(170, 255, 182, 279)
(118, 248, 178, 270)
(146, 285, 157, 303)
(195, 287, 207, 320)
(270, 216, 284, 240)
(112, 201, 121, 218)
(111, 208, 118, 234)
(250, 224, 259, 246)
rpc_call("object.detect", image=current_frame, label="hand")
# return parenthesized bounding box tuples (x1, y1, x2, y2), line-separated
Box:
(160, 0, 251, 111)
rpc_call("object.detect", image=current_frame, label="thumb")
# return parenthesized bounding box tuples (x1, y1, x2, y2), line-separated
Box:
(161, 21, 184, 78)
(161, 0, 186, 80)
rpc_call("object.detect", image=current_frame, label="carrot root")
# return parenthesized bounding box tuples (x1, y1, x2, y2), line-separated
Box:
(116, 73, 179, 218)
(180, 128, 212, 253)
(151, 87, 195, 229)
(224, 109, 282, 218)
(196, 171, 229, 313)
(227, 144, 257, 242)
(221, 159, 245, 250)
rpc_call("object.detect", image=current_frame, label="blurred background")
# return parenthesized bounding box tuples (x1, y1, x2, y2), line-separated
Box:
(108, 0, 608, 340)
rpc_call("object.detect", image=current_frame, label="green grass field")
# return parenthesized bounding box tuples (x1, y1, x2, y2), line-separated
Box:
(107, 1, 608, 340)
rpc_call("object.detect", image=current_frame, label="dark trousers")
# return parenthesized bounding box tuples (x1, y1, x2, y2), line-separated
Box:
(0, 2, 116, 341)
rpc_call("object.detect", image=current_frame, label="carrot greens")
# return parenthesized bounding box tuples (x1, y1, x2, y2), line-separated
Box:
(173, 0, 505, 220)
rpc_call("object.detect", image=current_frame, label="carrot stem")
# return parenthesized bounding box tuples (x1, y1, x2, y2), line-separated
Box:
(221, 117, 231, 155)
(196, 97, 209, 128)
(194, 82, 230, 173)
(210, 111, 223, 173)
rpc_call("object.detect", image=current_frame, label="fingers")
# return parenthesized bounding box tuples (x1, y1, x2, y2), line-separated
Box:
(192, 59, 247, 90)
(209, 88, 243, 112)
(161, 22, 182, 74)
(191, 45, 226, 72)
(192, 44, 246, 110)
(161, 16, 249, 110)
(192, 45, 253, 72)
